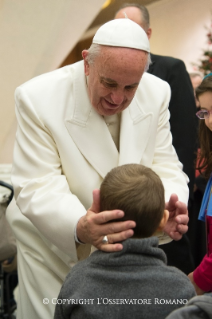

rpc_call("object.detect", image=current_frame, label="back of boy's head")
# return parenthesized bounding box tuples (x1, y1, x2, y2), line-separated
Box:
(100, 164, 165, 238)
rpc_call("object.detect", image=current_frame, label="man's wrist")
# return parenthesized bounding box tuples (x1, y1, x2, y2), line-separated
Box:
(74, 217, 85, 244)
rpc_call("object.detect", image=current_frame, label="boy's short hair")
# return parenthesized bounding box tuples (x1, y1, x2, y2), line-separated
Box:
(100, 164, 165, 238)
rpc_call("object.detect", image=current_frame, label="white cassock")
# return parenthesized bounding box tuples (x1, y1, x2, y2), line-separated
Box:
(7, 60, 189, 319)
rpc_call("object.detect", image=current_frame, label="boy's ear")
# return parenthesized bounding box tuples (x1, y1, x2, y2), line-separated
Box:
(157, 210, 169, 231)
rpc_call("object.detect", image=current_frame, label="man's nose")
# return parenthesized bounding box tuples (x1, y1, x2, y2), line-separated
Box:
(111, 90, 125, 104)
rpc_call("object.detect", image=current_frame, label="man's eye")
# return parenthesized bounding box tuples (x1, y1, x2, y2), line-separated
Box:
(125, 86, 137, 91)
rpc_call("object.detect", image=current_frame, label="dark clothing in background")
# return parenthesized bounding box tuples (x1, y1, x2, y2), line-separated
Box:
(148, 54, 197, 274)
(148, 53, 197, 192)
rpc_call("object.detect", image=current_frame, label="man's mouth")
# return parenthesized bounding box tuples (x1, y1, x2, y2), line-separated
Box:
(104, 99, 120, 109)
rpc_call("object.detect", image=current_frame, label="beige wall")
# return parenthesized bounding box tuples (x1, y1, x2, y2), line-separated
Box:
(148, 0, 212, 72)
(1, 0, 212, 163)
(0, 164, 12, 196)
(0, 0, 105, 163)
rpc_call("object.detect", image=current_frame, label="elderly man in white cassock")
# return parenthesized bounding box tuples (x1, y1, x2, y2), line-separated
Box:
(7, 18, 189, 319)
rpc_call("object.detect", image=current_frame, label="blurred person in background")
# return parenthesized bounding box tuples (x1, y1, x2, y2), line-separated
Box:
(115, 3, 197, 274)
(188, 73, 212, 294)
(189, 72, 203, 108)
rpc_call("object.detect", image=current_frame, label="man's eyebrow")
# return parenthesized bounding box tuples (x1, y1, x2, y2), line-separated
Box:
(100, 76, 117, 84)
(100, 76, 139, 87)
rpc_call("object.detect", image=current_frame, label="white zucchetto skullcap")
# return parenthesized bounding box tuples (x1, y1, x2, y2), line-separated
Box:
(92, 18, 150, 53)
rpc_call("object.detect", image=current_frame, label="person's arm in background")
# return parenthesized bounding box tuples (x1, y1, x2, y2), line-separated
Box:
(167, 58, 197, 197)
(189, 253, 212, 294)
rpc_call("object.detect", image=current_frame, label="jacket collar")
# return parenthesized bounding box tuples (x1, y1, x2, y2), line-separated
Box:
(65, 62, 152, 178)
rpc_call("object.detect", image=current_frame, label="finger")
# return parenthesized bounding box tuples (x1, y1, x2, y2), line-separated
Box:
(176, 223, 188, 234)
(90, 209, 125, 225)
(107, 229, 134, 244)
(175, 214, 189, 225)
(98, 229, 134, 252)
(169, 231, 183, 241)
(165, 193, 179, 211)
(89, 189, 100, 213)
(175, 201, 188, 215)
(99, 219, 136, 236)
(169, 224, 188, 240)
(99, 243, 124, 252)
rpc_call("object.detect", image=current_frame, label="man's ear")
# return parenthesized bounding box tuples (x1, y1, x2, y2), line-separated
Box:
(157, 210, 169, 231)
(82, 50, 89, 76)
(146, 27, 152, 39)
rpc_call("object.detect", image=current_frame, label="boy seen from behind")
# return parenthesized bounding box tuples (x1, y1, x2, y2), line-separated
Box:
(54, 164, 195, 319)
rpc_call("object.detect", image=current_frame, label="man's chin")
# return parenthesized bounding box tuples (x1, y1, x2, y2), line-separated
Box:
(102, 109, 119, 116)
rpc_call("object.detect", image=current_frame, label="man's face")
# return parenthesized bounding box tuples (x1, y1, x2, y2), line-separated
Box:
(82, 46, 147, 116)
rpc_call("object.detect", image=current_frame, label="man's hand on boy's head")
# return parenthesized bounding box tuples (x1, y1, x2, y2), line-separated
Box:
(164, 193, 189, 241)
(76, 189, 136, 252)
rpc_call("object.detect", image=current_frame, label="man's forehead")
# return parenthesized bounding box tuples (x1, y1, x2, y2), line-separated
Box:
(98, 45, 146, 59)
(92, 47, 146, 82)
